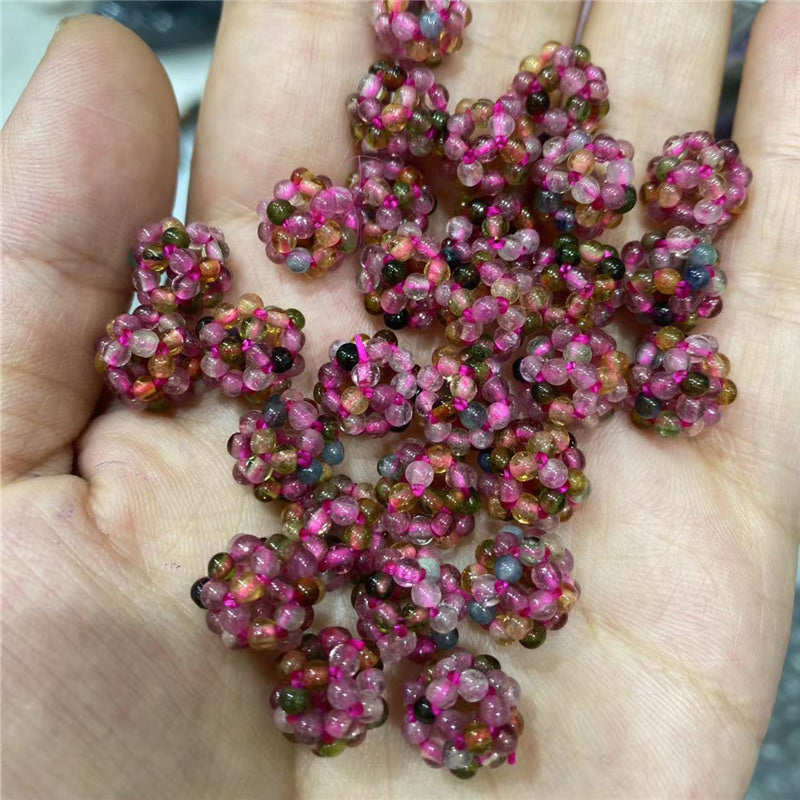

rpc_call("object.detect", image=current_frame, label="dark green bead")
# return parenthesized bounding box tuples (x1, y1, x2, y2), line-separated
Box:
(634, 393, 662, 420)
(473, 654, 501, 672)
(599, 256, 625, 280)
(286, 308, 305, 329)
(335, 342, 360, 370)
(466, 198, 489, 223)
(366, 571, 393, 599)
(267, 199, 293, 225)
(525, 90, 550, 116)
(431, 109, 449, 132)
(556, 242, 581, 266)
(531, 382, 557, 405)
(317, 738, 347, 757)
(539, 488, 567, 516)
(572, 44, 591, 67)
(621, 185, 637, 213)
(384, 310, 410, 330)
(451, 763, 479, 780)
(162, 226, 190, 248)
(680, 371, 710, 398)
(382, 260, 407, 285)
(278, 687, 309, 714)
(520, 622, 547, 649)
(190, 577, 209, 608)
(271, 347, 293, 374)
(413, 697, 436, 724)
(453, 264, 480, 289)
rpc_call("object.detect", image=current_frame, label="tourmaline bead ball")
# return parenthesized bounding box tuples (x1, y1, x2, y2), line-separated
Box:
(94, 305, 202, 410)
(191, 533, 326, 652)
(198, 294, 306, 398)
(131, 217, 232, 314)
(270, 627, 387, 756)
(628, 327, 737, 437)
(402, 649, 524, 777)
(227, 389, 343, 503)
(463, 526, 579, 646)
(258, 169, 361, 275)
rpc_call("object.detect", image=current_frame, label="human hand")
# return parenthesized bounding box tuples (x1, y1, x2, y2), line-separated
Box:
(2, 3, 798, 797)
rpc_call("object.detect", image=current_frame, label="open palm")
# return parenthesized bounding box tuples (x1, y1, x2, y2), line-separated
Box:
(2, 3, 798, 798)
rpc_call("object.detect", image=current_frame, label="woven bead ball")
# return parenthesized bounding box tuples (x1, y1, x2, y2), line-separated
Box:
(347, 60, 449, 157)
(477, 419, 590, 528)
(351, 544, 466, 664)
(258, 169, 360, 276)
(463, 526, 579, 646)
(641, 131, 751, 236)
(402, 649, 524, 777)
(198, 294, 305, 398)
(628, 327, 737, 436)
(191, 533, 326, 652)
(314, 331, 418, 436)
(375, 438, 479, 549)
(513, 323, 629, 427)
(372, 1, 471, 65)
(227, 389, 343, 503)
(94, 305, 202, 410)
(132, 217, 231, 314)
(270, 627, 387, 756)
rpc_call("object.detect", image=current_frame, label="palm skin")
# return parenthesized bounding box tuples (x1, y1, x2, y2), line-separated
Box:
(2, 2, 798, 797)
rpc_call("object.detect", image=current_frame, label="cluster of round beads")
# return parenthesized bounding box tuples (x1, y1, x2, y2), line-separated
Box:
(623, 229, 726, 329)
(641, 131, 752, 235)
(314, 331, 418, 435)
(191, 533, 326, 652)
(132, 217, 231, 313)
(463, 526, 578, 645)
(271, 627, 387, 755)
(477, 420, 589, 527)
(375, 439, 478, 549)
(198, 294, 305, 397)
(94, 306, 201, 410)
(352, 545, 466, 664)
(513, 323, 629, 427)
(258, 170, 360, 275)
(402, 649, 523, 777)
(628, 328, 737, 436)
(227, 390, 344, 503)
(372, 0, 471, 65)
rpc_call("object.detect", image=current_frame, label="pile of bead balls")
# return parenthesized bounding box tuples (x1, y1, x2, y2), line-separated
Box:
(96, 0, 750, 782)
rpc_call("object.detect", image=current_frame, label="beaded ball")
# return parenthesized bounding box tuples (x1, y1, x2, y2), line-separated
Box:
(463, 526, 579, 646)
(628, 327, 737, 436)
(227, 389, 344, 503)
(191, 533, 326, 652)
(372, 0, 471, 65)
(477, 419, 590, 528)
(641, 130, 752, 236)
(402, 649, 524, 777)
(94, 305, 202, 410)
(132, 217, 231, 314)
(258, 169, 361, 275)
(270, 627, 387, 756)
(622, 228, 727, 329)
(351, 544, 466, 664)
(198, 294, 305, 398)
(314, 331, 418, 435)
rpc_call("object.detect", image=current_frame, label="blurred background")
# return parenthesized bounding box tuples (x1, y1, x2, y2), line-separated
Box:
(1, 1, 797, 797)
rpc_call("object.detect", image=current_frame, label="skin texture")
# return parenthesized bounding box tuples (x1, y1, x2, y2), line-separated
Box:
(1, 2, 798, 797)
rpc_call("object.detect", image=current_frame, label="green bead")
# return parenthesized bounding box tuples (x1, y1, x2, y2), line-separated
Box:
(620, 185, 637, 213)
(520, 623, 547, 649)
(473, 654, 501, 672)
(556, 242, 580, 266)
(531, 381, 557, 405)
(655, 410, 682, 438)
(572, 44, 591, 67)
(207, 552, 234, 580)
(382, 260, 407, 284)
(680, 371, 710, 398)
(565, 95, 590, 121)
(431, 109, 449, 131)
(317, 738, 347, 757)
(286, 308, 305, 329)
(393, 181, 413, 206)
(162, 226, 190, 248)
(539, 488, 566, 516)
(413, 697, 436, 724)
(655, 156, 680, 182)
(451, 763, 479, 780)
(267, 199, 293, 225)
(279, 687, 309, 714)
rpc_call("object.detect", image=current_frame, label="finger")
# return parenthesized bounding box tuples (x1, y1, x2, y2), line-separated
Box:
(0, 15, 179, 483)
(583, 0, 733, 243)
(188, 2, 583, 371)
(709, 1, 800, 518)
